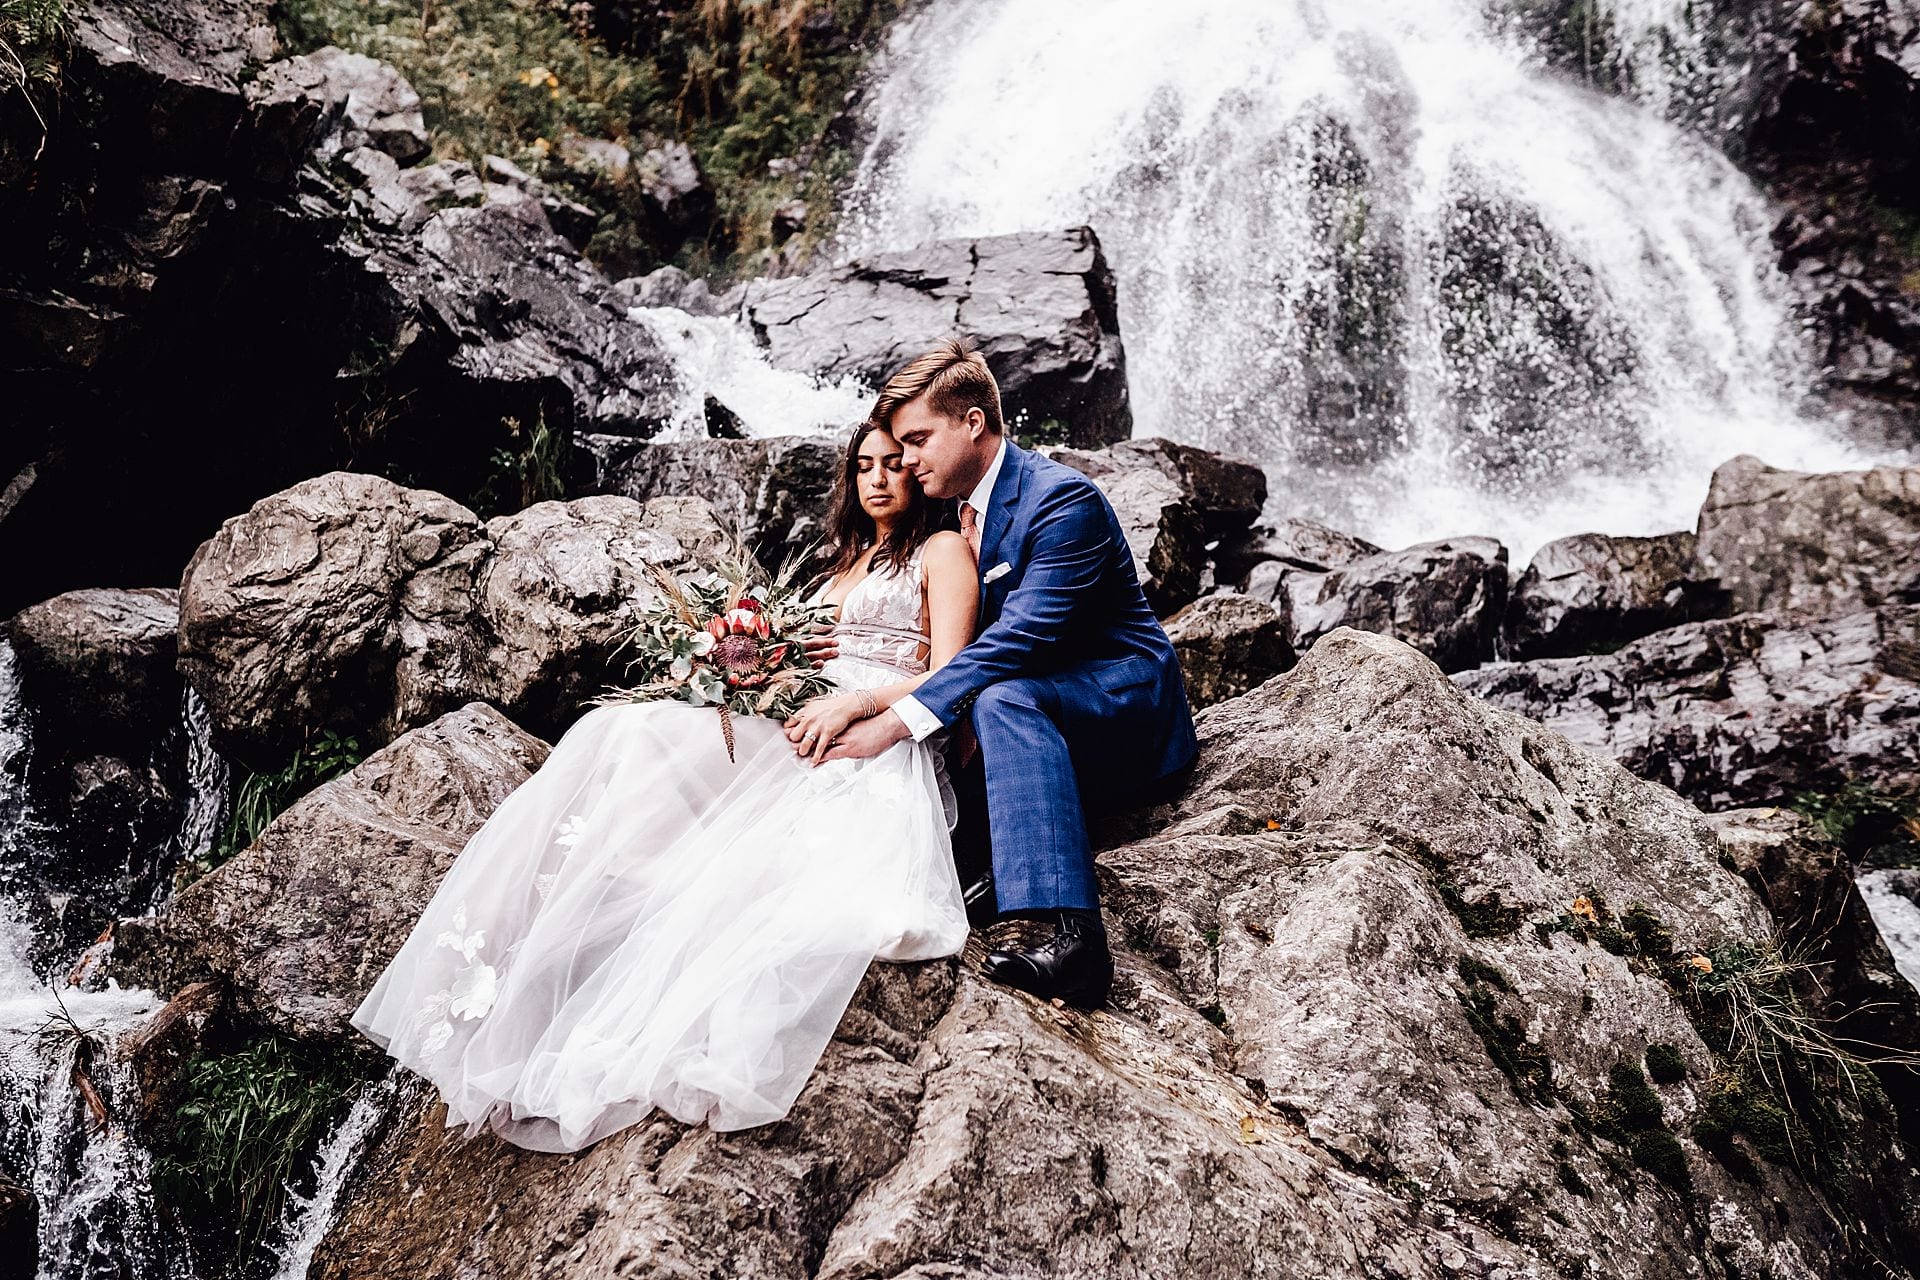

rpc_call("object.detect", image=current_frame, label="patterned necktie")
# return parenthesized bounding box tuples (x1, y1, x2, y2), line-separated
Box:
(958, 500, 982, 558)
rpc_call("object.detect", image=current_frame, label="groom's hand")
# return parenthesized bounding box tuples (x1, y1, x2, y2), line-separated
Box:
(816, 709, 910, 764)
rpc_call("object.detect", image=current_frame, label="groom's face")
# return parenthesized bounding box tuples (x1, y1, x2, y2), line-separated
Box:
(892, 395, 991, 501)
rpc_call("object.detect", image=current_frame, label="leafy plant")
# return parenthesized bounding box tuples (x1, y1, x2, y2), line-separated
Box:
(153, 1033, 361, 1277)
(469, 410, 570, 516)
(180, 730, 365, 890)
(1, 0, 68, 151)
(1789, 781, 1920, 867)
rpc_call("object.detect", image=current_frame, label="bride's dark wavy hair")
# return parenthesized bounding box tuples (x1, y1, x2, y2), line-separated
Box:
(820, 420, 939, 582)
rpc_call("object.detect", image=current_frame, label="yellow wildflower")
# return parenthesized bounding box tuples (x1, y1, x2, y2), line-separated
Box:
(1569, 896, 1597, 923)
(1687, 955, 1713, 974)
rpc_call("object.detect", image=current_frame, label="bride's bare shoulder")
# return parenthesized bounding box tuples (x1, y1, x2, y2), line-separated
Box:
(922, 529, 972, 563)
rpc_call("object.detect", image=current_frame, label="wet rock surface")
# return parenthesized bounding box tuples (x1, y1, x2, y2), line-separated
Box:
(1693, 455, 1920, 616)
(1506, 530, 1723, 660)
(1283, 536, 1511, 673)
(1164, 594, 1295, 709)
(5, 587, 181, 753)
(1456, 605, 1920, 811)
(740, 227, 1132, 448)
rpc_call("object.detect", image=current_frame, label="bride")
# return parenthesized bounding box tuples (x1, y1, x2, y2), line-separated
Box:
(348, 421, 978, 1152)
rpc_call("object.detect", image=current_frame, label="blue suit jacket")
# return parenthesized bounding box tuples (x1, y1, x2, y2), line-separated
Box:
(913, 441, 1198, 785)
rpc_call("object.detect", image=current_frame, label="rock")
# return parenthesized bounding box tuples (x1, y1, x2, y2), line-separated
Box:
(0, 1172, 32, 1273)
(109, 704, 550, 1043)
(609, 265, 735, 317)
(176, 472, 725, 764)
(0, 7, 685, 615)
(119, 980, 227, 1124)
(1286, 536, 1510, 672)
(1505, 530, 1725, 659)
(1455, 606, 1920, 811)
(741, 227, 1131, 447)
(637, 140, 715, 247)
(176, 472, 489, 767)
(479, 153, 599, 248)
(1164, 594, 1295, 709)
(288, 627, 1920, 1276)
(1050, 437, 1268, 540)
(254, 47, 429, 165)
(771, 197, 808, 242)
(5, 587, 180, 752)
(1694, 455, 1920, 616)
(581, 434, 843, 570)
(1860, 869, 1920, 993)
(1216, 517, 1382, 593)
(1707, 809, 1920, 1062)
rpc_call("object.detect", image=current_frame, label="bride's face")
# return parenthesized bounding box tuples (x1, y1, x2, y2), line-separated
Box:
(856, 428, 915, 524)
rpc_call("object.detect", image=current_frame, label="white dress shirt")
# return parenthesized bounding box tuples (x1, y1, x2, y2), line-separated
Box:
(891, 438, 1008, 741)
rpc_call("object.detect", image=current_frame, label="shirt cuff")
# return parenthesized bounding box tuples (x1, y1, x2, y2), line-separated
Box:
(891, 694, 944, 742)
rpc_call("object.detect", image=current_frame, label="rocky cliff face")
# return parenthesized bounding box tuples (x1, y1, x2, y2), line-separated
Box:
(104, 616, 1919, 1279)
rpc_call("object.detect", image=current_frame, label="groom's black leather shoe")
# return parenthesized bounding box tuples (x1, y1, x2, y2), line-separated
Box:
(983, 909, 1113, 1011)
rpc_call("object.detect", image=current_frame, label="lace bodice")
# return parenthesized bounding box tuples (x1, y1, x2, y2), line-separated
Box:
(819, 543, 931, 677)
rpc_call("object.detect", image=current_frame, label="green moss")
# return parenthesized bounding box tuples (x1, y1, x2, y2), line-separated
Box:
(1456, 954, 1513, 992)
(153, 1032, 365, 1275)
(1644, 1042, 1686, 1085)
(1628, 1129, 1692, 1194)
(1458, 987, 1555, 1106)
(1439, 882, 1524, 938)
(1603, 1061, 1664, 1131)
(1619, 904, 1674, 965)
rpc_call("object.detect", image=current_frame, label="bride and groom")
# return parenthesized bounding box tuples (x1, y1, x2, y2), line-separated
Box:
(348, 339, 1199, 1152)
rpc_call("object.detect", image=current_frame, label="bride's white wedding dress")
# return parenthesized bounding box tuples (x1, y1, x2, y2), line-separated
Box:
(349, 545, 968, 1151)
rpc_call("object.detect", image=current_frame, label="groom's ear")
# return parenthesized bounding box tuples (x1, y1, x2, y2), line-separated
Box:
(965, 406, 987, 441)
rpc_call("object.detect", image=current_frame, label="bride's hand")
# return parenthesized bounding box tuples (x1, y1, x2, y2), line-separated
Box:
(783, 695, 863, 762)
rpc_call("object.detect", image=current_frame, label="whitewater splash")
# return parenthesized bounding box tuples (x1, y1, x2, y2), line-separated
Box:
(842, 0, 1891, 558)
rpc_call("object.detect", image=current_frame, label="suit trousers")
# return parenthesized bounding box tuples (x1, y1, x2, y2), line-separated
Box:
(968, 660, 1168, 913)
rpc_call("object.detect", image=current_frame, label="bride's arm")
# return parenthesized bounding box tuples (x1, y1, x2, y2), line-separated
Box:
(784, 533, 976, 757)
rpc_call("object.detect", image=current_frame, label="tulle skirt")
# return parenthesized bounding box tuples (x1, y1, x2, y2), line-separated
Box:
(348, 656, 968, 1151)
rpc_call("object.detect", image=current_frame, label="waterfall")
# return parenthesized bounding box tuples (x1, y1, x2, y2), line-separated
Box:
(267, 1070, 411, 1280)
(628, 306, 879, 440)
(146, 686, 229, 916)
(841, 0, 1900, 558)
(0, 639, 191, 1280)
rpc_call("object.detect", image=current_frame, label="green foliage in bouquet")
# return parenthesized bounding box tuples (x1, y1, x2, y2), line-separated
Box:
(595, 552, 837, 756)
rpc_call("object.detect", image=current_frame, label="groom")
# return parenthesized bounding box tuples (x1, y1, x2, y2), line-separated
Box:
(822, 339, 1198, 1009)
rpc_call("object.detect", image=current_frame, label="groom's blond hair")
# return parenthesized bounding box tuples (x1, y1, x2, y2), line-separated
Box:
(870, 338, 1005, 436)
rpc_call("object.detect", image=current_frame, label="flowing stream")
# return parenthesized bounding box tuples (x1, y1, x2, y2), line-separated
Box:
(839, 0, 1901, 559)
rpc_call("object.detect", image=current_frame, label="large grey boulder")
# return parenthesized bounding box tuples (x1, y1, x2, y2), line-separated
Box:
(176, 472, 726, 765)
(740, 227, 1131, 447)
(1284, 536, 1510, 672)
(1505, 530, 1724, 659)
(109, 703, 550, 1043)
(1218, 516, 1382, 594)
(1694, 455, 1920, 617)
(248, 46, 428, 166)
(581, 435, 842, 567)
(279, 627, 1920, 1277)
(1456, 605, 1920, 811)
(5, 587, 181, 751)
(1164, 593, 1294, 709)
(1051, 438, 1269, 540)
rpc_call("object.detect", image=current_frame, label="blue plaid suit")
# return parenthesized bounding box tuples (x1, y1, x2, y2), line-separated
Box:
(913, 442, 1198, 911)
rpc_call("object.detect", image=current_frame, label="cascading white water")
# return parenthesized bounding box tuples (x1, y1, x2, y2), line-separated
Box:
(841, 0, 1898, 558)
(0, 639, 190, 1280)
(632, 307, 879, 439)
(267, 1070, 412, 1280)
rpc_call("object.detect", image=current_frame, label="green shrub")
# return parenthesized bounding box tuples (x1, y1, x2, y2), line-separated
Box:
(179, 729, 365, 890)
(274, 0, 904, 277)
(153, 1032, 363, 1276)
(1644, 1041, 1686, 1085)
(1, 0, 68, 134)
(1789, 782, 1920, 867)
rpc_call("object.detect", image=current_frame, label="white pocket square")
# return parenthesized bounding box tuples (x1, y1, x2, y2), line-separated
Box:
(982, 562, 1013, 584)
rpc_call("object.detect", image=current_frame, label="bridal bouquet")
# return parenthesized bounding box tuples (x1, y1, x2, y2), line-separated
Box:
(595, 554, 837, 762)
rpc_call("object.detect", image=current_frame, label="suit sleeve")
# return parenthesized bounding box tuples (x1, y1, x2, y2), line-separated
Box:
(910, 479, 1115, 727)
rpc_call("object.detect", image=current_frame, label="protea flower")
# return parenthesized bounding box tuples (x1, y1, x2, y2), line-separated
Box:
(712, 634, 762, 676)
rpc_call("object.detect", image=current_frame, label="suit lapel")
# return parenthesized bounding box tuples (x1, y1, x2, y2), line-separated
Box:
(976, 440, 1025, 578)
